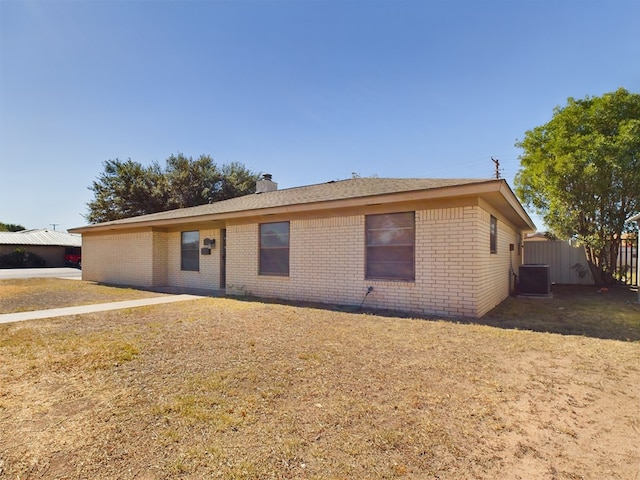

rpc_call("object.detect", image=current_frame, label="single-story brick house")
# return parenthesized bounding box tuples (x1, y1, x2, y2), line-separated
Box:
(69, 176, 535, 318)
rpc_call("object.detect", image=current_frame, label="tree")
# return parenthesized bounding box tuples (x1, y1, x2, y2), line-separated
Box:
(86, 155, 260, 223)
(0, 222, 26, 232)
(165, 154, 217, 209)
(515, 88, 640, 285)
(213, 162, 263, 203)
(86, 159, 169, 223)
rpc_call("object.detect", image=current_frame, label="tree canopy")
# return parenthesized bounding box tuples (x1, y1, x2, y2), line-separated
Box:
(0, 222, 26, 232)
(515, 88, 640, 284)
(86, 154, 260, 224)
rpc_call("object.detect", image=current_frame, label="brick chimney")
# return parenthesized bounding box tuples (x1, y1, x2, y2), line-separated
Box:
(256, 173, 278, 193)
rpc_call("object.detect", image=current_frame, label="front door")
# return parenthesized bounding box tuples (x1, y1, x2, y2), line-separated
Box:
(220, 229, 226, 290)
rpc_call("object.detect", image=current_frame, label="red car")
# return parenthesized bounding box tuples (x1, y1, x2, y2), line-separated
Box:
(64, 253, 81, 268)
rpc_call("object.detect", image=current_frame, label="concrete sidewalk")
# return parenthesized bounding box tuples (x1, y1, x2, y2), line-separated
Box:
(0, 294, 204, 324)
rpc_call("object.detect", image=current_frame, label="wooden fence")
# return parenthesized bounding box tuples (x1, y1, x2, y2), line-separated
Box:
(523, 239, 638, 286)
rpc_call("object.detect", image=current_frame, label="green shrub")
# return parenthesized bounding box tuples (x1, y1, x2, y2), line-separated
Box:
(0, 248, 46, 268)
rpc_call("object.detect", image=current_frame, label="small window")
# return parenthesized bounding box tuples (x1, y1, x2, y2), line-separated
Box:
(490, 216, 497, 254)
(260, 222, 289, 276)
(181, 231, 200, 271)
(366, 212, 415, 281)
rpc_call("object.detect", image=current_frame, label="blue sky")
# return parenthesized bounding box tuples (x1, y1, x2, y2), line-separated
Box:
(1, 0, 638, 231)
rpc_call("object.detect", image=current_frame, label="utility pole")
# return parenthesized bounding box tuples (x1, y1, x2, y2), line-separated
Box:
(491, 157, 501, 179)
(50, 224, 59, 231)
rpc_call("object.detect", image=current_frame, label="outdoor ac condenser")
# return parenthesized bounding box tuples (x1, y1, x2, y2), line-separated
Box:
(519, 264, 551, 296)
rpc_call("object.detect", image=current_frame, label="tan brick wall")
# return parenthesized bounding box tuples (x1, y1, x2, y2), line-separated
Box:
(225, 223, 263, 296)
(475, 210, 521, 317)
(82, 231, 155, 286)
(224, 205, 518, 318)
(151, 231, 168, 286)
(166, 229, 220, 290)
(84, 228, 222, 291)
(83, 205, 523, 317)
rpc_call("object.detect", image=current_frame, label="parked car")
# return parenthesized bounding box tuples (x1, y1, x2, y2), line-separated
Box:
(64, 253, 81, 268)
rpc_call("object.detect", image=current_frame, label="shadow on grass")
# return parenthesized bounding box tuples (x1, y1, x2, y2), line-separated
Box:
(116, 280, 640, 343)
(476, 285, 640, 342)
(226, 285, 640, 343)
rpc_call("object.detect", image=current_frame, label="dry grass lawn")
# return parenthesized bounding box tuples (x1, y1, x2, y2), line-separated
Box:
(0, 280, 638, 479)
(0, 278, 168, 314)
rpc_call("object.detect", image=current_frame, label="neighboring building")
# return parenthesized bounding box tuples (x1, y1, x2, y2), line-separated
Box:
(69, 177, 536, 318)
(524, 232, 550, 242)
(0, 229, 82, 267)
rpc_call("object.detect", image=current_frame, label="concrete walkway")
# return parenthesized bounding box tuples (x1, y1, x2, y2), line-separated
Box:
(0, 294, 204, 324)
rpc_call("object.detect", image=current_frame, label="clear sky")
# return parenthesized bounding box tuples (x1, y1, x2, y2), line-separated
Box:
(1, 0, 638, 232)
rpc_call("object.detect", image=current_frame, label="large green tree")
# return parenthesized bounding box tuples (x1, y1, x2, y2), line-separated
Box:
(515, 88, 640, 285)
(0, 222, 26, 232)
(86, 154, 260, 224)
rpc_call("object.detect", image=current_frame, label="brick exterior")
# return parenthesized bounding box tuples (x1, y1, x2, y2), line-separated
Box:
(166, 229, 220, 290)
(223, 205, 522, 318)
(475, 209, 521, 317)
(82, 204, 524, 318)
(82, 230, 156, 286)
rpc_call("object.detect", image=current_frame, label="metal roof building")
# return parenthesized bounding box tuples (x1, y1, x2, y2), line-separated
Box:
(0, 229, 81, 268)
(0, 229, 82, 247)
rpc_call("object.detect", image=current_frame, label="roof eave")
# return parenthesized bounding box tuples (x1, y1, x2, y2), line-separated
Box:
(498, 181, 537, 232)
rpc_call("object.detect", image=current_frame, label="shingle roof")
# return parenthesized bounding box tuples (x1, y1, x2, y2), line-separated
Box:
(0, 229, 82, 247)
(75, 177, 495, 229)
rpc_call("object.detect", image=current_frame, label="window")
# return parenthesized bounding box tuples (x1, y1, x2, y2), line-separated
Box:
(260, 222, 289, 276)
(490, 216, 498, 254)
(366, 212, 415, 281)
(181, 231, 200, 271)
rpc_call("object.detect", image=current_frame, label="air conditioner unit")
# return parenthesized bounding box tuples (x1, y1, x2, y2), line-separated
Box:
(519, 264, 551, 296)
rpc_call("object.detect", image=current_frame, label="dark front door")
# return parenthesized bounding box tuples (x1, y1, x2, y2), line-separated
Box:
(220, 229, 226, 290)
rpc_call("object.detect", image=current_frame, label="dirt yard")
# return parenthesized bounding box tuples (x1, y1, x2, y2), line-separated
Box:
(0, 281, 638, 479)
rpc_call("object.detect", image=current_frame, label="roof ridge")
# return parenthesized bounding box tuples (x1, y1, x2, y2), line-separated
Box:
(254, 176, 496, 194)
(70, 177, 508, 231)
